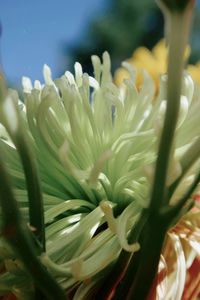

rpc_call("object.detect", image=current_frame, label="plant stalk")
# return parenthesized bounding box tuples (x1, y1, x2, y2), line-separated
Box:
(113, 4, 194, 300)
(150, 9, 192, 212)
(113, 217, 167, 300)
(0, 154, 67, 300)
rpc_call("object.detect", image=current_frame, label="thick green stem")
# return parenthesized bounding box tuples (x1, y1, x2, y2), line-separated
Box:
(113, 218, 167, 300)
(150, 11, 191, 212)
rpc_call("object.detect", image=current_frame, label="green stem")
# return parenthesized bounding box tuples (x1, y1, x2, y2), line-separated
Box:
(0, 80, 45, 250)
(0, 155, 67, 300)
(16, 133, 45, 251)
(112, 217, 168, 300)
(150, 11, 190, 213)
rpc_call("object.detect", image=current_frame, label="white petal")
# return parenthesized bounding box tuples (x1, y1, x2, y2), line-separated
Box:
(65, 71, 76, 85)
(177, 96, 189, 128)
(88, 76, 99, 90)
(22, 76, 33, 93)
(43, 64, 53, 85)
(34, 80, 42, 90)
(74, 62, 83, 86)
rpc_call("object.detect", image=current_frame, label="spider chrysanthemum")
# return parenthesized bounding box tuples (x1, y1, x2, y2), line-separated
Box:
(0, 50, 200, 299)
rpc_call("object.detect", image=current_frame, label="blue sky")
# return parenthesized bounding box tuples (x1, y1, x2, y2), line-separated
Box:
(0, 0, 107, 86)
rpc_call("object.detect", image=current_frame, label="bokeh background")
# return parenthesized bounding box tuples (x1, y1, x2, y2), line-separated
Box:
(1, 0, 200, 88)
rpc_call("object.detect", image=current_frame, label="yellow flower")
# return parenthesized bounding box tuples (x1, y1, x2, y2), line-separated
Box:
(115, 39, 200, 93)
(115, 40, 167, 92)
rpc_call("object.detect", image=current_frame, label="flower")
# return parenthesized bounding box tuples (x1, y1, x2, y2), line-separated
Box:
(115, 39, 168, 93)
(115, 39, 200, 93)
(147, 204, 200, 300)
(0, 49, 200, 299)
